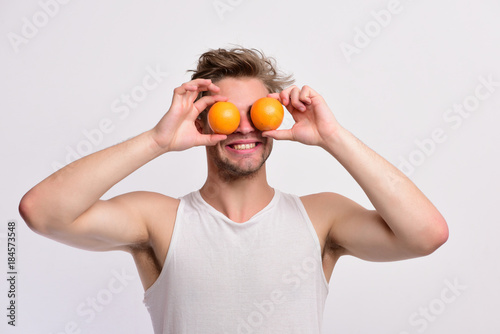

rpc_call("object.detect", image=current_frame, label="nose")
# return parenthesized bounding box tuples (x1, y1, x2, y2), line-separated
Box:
(234, 110, 256, 135)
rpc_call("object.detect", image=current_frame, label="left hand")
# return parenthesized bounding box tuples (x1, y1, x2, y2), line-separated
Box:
(263, 85, 342, 148)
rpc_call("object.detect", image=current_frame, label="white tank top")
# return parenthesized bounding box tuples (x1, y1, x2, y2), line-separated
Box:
(143, 189, 329, 334)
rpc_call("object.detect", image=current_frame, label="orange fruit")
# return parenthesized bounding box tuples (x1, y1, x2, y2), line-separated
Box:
(208, 101, 241, 134)
(250, 97, 284, 131)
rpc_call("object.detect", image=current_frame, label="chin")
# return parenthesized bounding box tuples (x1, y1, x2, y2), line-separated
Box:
(206, 135, 272, 180)
(214, 158, 266, 181)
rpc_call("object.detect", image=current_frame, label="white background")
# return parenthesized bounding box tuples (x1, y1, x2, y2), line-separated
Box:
(1, 0, 499, 333)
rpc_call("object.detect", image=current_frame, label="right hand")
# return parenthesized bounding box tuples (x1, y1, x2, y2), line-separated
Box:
(152, 78, 228, 152)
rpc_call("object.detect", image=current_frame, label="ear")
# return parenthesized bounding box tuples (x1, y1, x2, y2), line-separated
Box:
(195, 116, 206, 134)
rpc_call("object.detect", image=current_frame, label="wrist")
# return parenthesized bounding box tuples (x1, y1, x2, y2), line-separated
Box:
(320, 125, 349, 154)
(146, 128, 171, 157)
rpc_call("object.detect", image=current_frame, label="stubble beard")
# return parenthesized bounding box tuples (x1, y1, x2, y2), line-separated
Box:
(208, 140, 272, 182)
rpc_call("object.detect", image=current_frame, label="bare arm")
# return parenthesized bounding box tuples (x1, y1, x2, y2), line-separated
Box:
(322, 127, 448, 259)
(19, 131, 166, 251)
(19, 79, 227, 252)
(266, 86, 449, 261)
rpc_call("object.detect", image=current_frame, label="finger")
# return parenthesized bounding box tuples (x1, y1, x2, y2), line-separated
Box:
(290, 87, 307, 112)
(188, 78, 215, 90)
(194, 95, 228, 113)
(173, 81, 220, 108)
(172, 84, 191, 97)
(174, 79, 218, 96)
(173, 80, 207, 95)
(262, 129, 294, 141)
(265, 93, 284, 107)
(206, 82, 221, 94)
(267, 92, 281, 102)
(280, 90, 288, 106)
(190, 79, 221, 95)
(299, 85, 313, 105)
(280, 85, 297, 106)
(197, 134, 227, 146)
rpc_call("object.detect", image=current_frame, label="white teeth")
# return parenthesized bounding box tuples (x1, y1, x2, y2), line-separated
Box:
(232, 143, 256, 150)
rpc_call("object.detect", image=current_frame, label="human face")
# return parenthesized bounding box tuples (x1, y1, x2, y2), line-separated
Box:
(203, 77, 273, 181)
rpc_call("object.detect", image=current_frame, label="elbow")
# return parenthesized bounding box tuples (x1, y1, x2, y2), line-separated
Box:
(19, 192, 39, 231)
(19, 191, 51, 235)
(413, 217, 449, 256)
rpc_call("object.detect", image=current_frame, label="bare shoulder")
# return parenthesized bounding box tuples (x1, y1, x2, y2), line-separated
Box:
(300, 192, 354, 220)
(299, 192, 351, 253)
(115, 190, 179, 205)
(93, 190, 180, 254)
(300, 192, 353, 282)
(119, 191, 181, 290)
(119, 191, 180, 215)
(117, 191, 180, 242)
(300, 192, 345, 206)
(300, 191, 370, 251)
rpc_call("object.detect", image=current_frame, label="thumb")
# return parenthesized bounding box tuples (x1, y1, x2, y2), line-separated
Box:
(198, 134, 227, 147)
(262, 129, 294, 141)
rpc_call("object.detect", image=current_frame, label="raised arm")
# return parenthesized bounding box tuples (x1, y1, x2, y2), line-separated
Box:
(265, 86, 449, 261)
(18, 79, 227, 252)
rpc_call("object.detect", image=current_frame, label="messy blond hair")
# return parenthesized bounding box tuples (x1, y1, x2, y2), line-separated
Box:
(189, 47, 294, 112)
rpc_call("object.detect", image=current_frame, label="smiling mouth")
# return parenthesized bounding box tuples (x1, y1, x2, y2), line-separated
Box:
(228, 143, 258, 150)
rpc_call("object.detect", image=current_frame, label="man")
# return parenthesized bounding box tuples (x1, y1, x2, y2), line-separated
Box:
(19, 47, 448, 333)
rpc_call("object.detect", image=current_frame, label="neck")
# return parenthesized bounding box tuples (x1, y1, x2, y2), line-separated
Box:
(200, 164, 274, 223)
